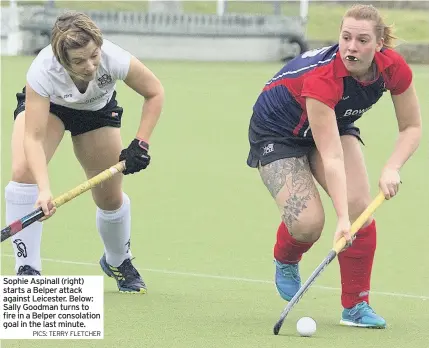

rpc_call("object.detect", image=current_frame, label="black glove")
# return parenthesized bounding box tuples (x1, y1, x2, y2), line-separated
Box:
(119, 139, 151, 175)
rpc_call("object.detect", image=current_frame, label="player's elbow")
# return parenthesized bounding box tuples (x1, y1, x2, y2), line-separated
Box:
(149, 81, 164, 101)
(400, 123, 422, 146)
(398, 111, 422, 134)
(315, 137, 344, 163)
(24, 120, 45, 142)
(23, 120, 48, 154)
(320, 153, 345, 170)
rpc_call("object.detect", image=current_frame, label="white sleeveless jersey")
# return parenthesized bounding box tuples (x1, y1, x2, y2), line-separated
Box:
(26, 39, 132, 111)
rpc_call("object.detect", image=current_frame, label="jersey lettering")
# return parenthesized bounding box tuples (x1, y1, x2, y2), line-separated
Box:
(343, 106, 373, 117)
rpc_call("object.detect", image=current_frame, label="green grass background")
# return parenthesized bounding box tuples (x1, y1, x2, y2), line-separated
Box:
(1, 56, 428, 347)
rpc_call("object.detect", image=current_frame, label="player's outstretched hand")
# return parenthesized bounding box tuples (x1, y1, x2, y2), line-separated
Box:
(379, 167, 401, 200)
(36, 189, 56, 221)
(119, 138, 151, 175)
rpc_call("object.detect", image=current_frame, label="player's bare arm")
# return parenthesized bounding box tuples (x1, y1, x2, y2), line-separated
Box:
(306, 98, 349, 220)
(387, 83, 422, 170)
(124, 56, 165, 142)
(379, 83, 422, 199)
(306, 97, 352, 244)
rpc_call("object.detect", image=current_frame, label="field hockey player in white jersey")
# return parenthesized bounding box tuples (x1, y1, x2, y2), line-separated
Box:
(5, 11, 164, 294)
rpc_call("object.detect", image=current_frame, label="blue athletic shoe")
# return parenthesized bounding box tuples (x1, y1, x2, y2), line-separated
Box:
(340, 302, 386, 328)
(274, 260, 301, 301)
(100, 254, 147, 294)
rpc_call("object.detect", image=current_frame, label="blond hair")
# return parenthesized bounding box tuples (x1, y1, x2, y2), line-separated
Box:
(51, 11, 103, 78)
(341, 4, 397, 49)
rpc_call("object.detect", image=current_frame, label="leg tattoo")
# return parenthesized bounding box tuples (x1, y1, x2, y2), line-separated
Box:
(259, 157, 317, 231)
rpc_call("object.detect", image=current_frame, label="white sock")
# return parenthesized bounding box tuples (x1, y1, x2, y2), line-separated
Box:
(5, 181, 42, 273)
(96, 192, 132, 267)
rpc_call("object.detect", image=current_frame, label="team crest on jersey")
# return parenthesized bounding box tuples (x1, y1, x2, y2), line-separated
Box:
(262, 143, 274, 156)
(97, 74, 113, 87)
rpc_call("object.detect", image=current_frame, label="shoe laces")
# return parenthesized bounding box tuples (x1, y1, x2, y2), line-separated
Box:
(17, 265, 41, 276)
(278, 262, 300, 279)
(349, 302, 375, 317)
(117, 258, 140, 280)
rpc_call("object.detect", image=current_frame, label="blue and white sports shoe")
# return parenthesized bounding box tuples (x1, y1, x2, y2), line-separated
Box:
(100, 254, 147, 294)
(340, 302, 386, 328)
(274, 260, 301, 301)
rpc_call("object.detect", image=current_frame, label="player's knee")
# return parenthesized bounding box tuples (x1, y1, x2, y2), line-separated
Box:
(94, 194, 123, 211)
(93, 190, 124, 211)
(348, 194, 372, 227)
(285, 213, 325, 243)
(11, 161, 35, 184)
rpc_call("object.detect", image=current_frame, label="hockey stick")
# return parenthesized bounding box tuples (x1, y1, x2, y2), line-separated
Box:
(1, 161, 126, 242)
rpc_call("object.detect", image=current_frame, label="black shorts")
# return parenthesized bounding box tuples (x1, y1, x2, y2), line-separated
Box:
(13, 87, 124, 136)
(247, 116, 363, 168)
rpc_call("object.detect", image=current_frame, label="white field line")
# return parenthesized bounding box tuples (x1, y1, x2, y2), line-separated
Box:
(2, 253, 428, 301)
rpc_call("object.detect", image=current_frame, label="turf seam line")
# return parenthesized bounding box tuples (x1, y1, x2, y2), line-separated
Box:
(2, 253, 428, 300)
